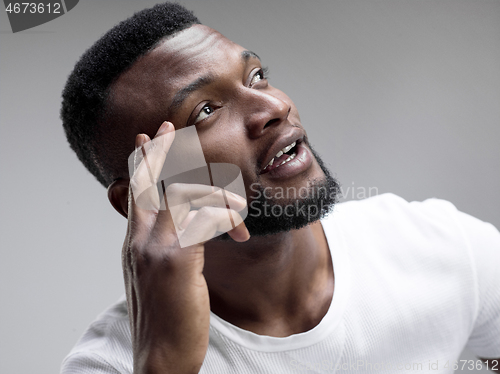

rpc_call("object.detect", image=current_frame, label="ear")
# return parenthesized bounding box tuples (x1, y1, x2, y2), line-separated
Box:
(107, 178, 130, 219)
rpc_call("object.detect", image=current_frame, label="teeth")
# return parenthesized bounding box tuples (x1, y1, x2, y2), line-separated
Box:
(271, 141, 297, 162)
(281, 141, 296, 154)
(264, 141, 298, 171)
(275, 152, 296, 168)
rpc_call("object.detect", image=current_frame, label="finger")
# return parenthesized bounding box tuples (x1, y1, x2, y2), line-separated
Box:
(130, 122, 175, 210)
(125, 135, 155, 234)
(164, 185, 247, 233)
(144, 121, 176, 179)
(179, 210, 198, 230)
(165, 183, 246, 209)
(179, 211, 249, 242)
(227, 220, 251, 242)
(130, 135, 160, 211)
(178, 207, 248, 248)
(124, 186, 160, 246)
(132, 124, 174, 193)
(190, 188, 247, 211)
(126, 122, 175, 235)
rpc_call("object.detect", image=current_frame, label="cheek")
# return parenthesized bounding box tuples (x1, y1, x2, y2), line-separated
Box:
(197, 117, 247, 164)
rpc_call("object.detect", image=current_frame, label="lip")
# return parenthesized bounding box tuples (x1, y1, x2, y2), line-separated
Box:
(259, 128, 304, 173)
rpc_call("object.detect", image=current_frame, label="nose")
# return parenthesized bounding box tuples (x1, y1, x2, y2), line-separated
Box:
(242, 89, 291, 139)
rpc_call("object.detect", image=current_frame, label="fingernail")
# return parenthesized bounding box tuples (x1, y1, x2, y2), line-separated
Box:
(157, 121, 172, 136)
(241, 224, 250, 241)
(135, 134, 145, 148)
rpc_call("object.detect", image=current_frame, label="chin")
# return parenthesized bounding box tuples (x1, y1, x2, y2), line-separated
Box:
(216, 142, 341, 239)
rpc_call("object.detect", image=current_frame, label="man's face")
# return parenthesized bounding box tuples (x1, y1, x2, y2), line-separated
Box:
(112, 24, 339, 235)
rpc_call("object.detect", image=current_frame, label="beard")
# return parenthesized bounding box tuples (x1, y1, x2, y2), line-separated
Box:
(214, 139, 341, 240)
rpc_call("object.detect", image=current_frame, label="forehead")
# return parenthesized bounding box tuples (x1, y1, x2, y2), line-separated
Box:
(110, 25, 246, 123)
(152, 24, 243, 78)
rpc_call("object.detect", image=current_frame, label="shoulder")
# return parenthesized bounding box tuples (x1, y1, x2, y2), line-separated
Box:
(61, 296, 133, 374)
(324, 192, 465, 240)
(326, 192, 500, 257)
(322, 193, 500, 300)
(332, 192, 458, 219)
(323, 193, 500, 357)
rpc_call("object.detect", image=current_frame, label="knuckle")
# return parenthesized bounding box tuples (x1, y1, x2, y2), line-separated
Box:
(197, 206, 216, 220)
(165, 183, 184, 196)
(135, 249, 153, 268)
(128, 234, 183, 272)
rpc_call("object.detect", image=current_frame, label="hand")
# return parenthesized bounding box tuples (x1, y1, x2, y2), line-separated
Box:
(122, 121, 249, 374)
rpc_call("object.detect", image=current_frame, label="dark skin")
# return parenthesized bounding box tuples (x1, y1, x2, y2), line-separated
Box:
(106, 24, 499, 374)
(107, 24, 334, 373)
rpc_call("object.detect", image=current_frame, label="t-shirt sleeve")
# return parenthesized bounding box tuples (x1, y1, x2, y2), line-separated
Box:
(456, 210, 500, 358)
(60, 297, 132, 374)
(61, 352, 121, 374)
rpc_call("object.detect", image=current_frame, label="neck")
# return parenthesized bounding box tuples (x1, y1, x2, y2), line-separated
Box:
(203, 221, 333, 337)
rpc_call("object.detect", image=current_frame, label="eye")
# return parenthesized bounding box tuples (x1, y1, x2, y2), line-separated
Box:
(193, 103, 215, 124)
(249, 67, 269, 87)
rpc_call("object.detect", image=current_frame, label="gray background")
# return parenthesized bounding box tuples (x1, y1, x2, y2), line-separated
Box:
(1, 0, 499, 373)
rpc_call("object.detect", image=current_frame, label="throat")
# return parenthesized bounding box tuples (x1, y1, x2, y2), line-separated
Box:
(204, 222, 333, 336)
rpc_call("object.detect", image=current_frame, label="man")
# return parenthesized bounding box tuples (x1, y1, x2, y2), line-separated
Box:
(60, 3, 500, 373)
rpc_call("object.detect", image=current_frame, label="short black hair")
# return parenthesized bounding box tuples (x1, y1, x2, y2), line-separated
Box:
(61, 2, 200, 187)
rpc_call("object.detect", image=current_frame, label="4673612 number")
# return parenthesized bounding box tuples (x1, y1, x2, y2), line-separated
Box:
(5, 2, 61, 14)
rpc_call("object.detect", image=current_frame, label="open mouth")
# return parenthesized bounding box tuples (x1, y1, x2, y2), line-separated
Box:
(260, 140, 300, 174)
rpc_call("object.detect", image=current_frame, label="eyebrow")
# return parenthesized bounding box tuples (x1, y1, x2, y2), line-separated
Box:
(168, 74, 215, 116)
(241, 50, 261, 61)
(167, 50, 261, 116)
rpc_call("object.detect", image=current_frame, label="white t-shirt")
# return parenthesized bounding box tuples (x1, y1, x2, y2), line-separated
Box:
(61, 194, 500, 373)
